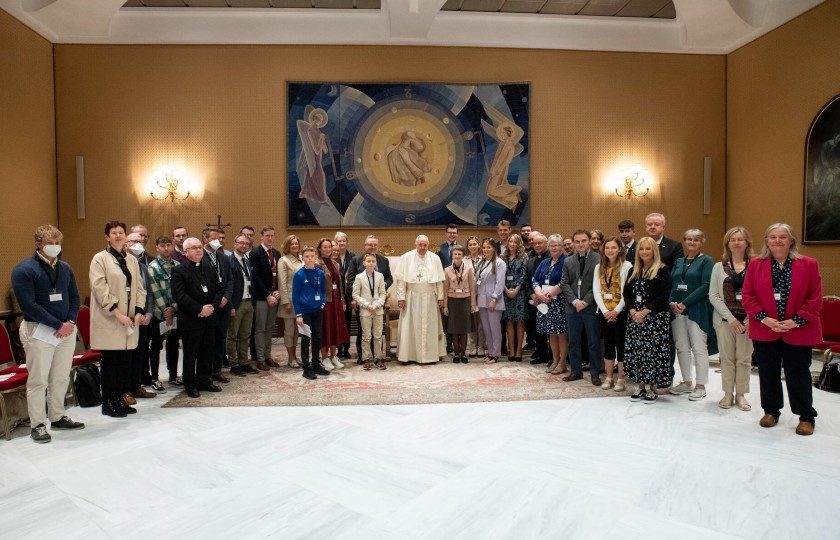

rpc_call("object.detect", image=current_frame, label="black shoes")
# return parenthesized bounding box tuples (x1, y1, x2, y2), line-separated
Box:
(230, 366, 247, 377)
(562, 372, 584, 382)
(198, 383, 222, 392)
(529, 358, 549, 365)
(186, 388, 201, 398)
(51, 416, 85, 430)
(30, 424, 51, 444)
(119, 397, 137, 414)
(312, 362, 330, 376)
(591, 376, 602, 386)
(302, 365, 317, 380)
(242, 364, 259, 374)
(102, 398, 128, 417)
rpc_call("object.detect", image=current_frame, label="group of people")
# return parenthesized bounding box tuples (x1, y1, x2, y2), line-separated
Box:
(10, 212, 824, 444)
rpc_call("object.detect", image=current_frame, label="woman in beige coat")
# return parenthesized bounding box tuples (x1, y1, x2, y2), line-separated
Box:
(278, 235, 303, 367)
(89, 221, 146, 418)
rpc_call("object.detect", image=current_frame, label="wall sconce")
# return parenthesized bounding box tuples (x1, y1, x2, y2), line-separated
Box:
(147, 165, 191, 202)
(615, 164, 651, 199)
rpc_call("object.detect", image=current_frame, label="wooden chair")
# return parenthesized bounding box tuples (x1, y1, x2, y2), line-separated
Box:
(0, 324, 27, 440)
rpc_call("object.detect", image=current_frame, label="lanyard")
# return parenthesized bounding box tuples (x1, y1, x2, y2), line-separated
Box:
(453, 263, 463, 285)
(681, 255, 701, 282)
(303, 269, 320, 291)
(367, 273, 376, 296)
(37, 255, 61, 292)
(477, 259, 491, 279)
(238, 256, 250, 278)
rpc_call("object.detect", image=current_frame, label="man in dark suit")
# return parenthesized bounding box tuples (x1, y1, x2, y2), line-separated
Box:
(526, 232, 550, 364)
(619, 219, 637, 263)
(249, 226, 282, 370)
(645, 212, 684, 270)
(202, 227, 234, 383)
(227, 233, 257, 377)
(172, 237, 224, 398)
(560, 229, 603, 385)
(347, 234, 392, 361)
(437, 223, 459, 269)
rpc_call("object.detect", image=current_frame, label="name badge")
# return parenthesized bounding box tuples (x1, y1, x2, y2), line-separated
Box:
(544, 279, 550, 285)
(476, 279, 482, 286)
(125, 286, 131, 293)
(272, 272, 277, 277)
(774, 292, 781, 301)
(677, 283, 688, 291)
(636, 295, 642, 303)
(49, 293, 63, 302)
(506, 276, 513, 281)
(201, 284, 209, 293)
(332, 284, 338, 289)
(314, 295, 321, 301)
(578, 279, 582, 286)
(604, 293, 613, 300)
(245, 279, 251, 289)
(455, 288, 463, 293)
(735, 293, 742, 301)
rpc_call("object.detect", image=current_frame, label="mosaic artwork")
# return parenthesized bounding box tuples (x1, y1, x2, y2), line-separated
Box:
(287, 82, 530, 227)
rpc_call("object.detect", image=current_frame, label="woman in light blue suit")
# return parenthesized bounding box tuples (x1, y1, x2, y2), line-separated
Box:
(476, 239, 507, 363)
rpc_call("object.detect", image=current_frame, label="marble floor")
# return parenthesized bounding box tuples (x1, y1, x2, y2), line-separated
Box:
(2, 358, 839, 540)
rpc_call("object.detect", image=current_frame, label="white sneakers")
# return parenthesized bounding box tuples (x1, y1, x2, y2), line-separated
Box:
(614, 379, 626, 392)
(321, 357, 334, 371)
(688, 387, 707, 401)
(331, 356, 345, 369)
(668, 382, 693, 395)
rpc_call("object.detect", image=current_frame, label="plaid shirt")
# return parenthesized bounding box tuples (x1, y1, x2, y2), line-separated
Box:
(147, 256, 178, 320)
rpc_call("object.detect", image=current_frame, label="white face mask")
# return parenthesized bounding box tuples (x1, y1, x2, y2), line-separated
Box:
(128, 243, 145, 256)
(43, 244, 62, 258)
(208, 239, 222, 251)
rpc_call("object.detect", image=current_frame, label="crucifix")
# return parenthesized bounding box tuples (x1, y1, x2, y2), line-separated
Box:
(206, 214, 232, 230)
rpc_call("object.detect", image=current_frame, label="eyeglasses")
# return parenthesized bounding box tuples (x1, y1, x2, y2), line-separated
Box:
(185, 246, 203, 251)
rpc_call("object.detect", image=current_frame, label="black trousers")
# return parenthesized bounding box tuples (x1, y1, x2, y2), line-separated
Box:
(148, 317, 181, 383)
(126, 324, 150, 392)
(340, 303, 353, 355)
(301, 309, 323, 367)
(101, 349, 131, 400)
(525, 304, 537, 347)
(182, 325, 214, 390)
(753, 339, 817, 424)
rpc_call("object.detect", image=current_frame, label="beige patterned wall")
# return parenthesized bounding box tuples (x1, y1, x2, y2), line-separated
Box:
(728, 0, 840, 295)
(0, 9, 56, 310)
(52, 44, 726, 302)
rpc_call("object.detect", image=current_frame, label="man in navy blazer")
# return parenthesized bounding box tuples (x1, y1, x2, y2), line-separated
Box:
(619, 219, 637, 263)
(227, 233, 257, 376)
(249, 226, 282, 369)
(437, 223, 459, 269)
(347, 235, 392, 360)
(560, 230, 603, 385)
(645, 213, 684, 270)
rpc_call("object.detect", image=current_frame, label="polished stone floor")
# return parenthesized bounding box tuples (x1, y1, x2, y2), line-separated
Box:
(2, 359, 839, 540)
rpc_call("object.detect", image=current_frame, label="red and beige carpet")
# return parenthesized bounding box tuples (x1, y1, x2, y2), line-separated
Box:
(163, 350, 631, 408)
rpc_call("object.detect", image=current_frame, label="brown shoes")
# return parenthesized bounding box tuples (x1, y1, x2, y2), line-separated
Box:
(256, 361, 270, 371)
(562, 372, 583, 382)
(265, 358, 281, 368)
(795, 421, 815, 436)
(212, 372, 231, 383)
(132, 387, 157, 399)
(122, 392, 137, 405)
(759, 414, 778, 428)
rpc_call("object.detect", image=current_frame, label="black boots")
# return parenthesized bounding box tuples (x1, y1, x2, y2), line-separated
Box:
(312, 360, 330, 376)
(302, 363, 317, 380)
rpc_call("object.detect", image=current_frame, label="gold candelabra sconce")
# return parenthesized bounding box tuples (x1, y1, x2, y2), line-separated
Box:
(615, 164, 651, 199)
(147, 165, 191, 202)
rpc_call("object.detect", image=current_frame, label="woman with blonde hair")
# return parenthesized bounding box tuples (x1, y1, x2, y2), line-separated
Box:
(465, 235, 486, 357)
(503, 233, 529, 362)
(624, 236, 674, 404)
(316, 238, 350, 370)
(593, 236, 633, 391)
(278, 234, 303, 367)
(476, 238, 507, 363)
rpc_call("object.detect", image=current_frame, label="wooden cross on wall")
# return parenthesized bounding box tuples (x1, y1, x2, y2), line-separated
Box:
(206, 214, 232, 230)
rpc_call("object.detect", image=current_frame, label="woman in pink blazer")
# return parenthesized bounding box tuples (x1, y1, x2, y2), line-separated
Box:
(741, 223, 823, 436)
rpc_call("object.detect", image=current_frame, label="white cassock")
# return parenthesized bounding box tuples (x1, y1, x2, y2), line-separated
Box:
(394, 250, 446, 364)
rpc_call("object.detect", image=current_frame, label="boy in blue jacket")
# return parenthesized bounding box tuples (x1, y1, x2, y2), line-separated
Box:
(292, 246, 329, 380)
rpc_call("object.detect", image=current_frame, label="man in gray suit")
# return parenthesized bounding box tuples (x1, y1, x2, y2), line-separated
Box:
(560, 229, 602, 385)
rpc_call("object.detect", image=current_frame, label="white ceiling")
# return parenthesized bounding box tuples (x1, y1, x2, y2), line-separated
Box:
(0, 0, 825, 53)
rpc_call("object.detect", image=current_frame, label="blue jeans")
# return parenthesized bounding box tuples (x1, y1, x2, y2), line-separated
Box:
(568, 311, 601, 377)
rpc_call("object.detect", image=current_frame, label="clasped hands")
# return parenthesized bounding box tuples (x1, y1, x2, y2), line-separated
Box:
(762, 317, 796, 333)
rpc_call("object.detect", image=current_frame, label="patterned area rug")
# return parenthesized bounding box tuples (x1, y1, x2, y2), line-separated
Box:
(163, 348, 631, 408)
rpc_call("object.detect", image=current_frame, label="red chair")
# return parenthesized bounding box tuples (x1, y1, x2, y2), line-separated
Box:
(813, 297, 840, 363)
(68, 306, 102, 406)
(0, 325, 28, 440)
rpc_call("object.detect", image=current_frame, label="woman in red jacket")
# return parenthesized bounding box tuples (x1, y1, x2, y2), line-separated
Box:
(741, 223, 823, 436)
